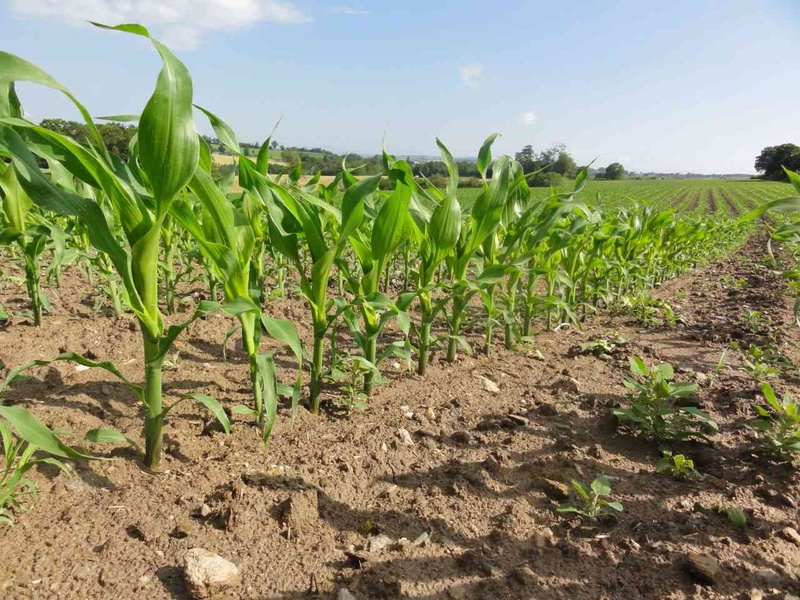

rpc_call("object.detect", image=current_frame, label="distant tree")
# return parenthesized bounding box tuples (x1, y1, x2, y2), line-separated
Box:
(39, 118, 136, 160)
(604, 162, 626, 180)
(755, 144, 800, 181)
(552, 151, 577, 178)
(514, 145, 535, 171)
(282, 149, 301, 166)
(270, 140, 279, 150)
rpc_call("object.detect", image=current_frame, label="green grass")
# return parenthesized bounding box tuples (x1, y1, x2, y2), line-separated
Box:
(458, 179, 794, 217)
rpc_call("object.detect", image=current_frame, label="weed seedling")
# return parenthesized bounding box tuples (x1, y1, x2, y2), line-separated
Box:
(656, 449, 701, 480)
(557, 475, 623, 522)
(614, 357, 717, 441)
(754, 383, 800, 458)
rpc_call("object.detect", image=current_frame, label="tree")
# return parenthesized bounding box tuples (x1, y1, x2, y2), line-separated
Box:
(755, 144, 800, 181)
(39, 118, 136, 160)
(553, 151, 577, 178)
(514, 145, 535, 171)
(604, 163, 625, 180)
(270, 140, 279, 150)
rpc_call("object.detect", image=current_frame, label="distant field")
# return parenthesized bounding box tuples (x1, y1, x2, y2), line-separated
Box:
(459, 179, 794, 217)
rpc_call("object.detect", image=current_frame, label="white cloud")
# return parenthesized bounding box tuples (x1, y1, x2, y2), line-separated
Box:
(459, 64, 482, 89)
(329, 5, 370, 15)
(519, 111, 537, 126)
(10, 0, 311, 50)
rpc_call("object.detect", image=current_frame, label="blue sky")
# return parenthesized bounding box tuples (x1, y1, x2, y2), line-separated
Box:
(2, 0, 798, 173)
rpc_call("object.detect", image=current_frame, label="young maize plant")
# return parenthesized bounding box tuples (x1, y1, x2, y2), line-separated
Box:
(238, 150, 381, 412)
(336, 158, 417, 394)
(0, 24, 230, 469)
(0, 103, 66, 326)
(171, 109, 304, 439)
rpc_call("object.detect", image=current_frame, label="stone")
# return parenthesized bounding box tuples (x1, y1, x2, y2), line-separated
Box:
(510, 565, 536, 585)
(448, 585, 468, 599)
(507, 414, 530, 427)
(683, 553, 719, 586)
(366, 534, 392, 553)
(413, 532, 430, 546)
(451, 430, 472, 445)
(338, 589, 356, 600)
(425, 407, 437, 422)
(539, 403, 559, 417)
(779, 527, 800, 546)
(539, 478, 570, 501)
(397, 428, 415, 446)
(481, 377, 501, 394)
(172, 517, 198, 539)
(754, 568, 782, 586)
(183, 548, 241, 599)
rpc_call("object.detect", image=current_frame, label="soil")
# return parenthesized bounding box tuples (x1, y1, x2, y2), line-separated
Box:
(1, 230, 799, 600)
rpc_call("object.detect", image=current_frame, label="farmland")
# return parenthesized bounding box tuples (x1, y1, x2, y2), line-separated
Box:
(1, 22, 800, 600)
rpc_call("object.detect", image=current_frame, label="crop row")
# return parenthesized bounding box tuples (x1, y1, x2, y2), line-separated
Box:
(0, 25, 765, 477)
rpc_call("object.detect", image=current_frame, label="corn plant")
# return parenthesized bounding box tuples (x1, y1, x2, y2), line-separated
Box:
(0, 24, 230, 468)
(0, 125, 66, 325)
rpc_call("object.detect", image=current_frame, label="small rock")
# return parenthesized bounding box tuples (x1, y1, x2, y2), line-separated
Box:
(754, 568, 782, 586)
(507, 414, 530, 427)
(183, 548, 241, 599)
(554, 377, 580, 394)
(404, 411, 415, 419)
(413, 532, 430, 547)
(510, 565, 535, 585)
(747, 589, 763, 600)
(779, 527, 800, 546)
(172, 517, 198, 539)
(451, 431, 472, 445)
(397, 428, 415, 446)
(481, 377, 500, 394)
(539, 403, 559, 417)
(338, 589, 356, 600)
(199, 504, 212, 518)
(539, 478, 570, 501)
(683, 553, 719, 586)
(425, 407, 437, 422)
(448, 585, 468, 600)
(366, 534, 392, 553)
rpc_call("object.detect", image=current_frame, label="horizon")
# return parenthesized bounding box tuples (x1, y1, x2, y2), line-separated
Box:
(2, 0, 798, 174)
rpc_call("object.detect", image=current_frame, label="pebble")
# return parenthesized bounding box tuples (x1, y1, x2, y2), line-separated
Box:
(539, 403, 559, 417)
(366, 534, 392, 553)
(481, 377, 501, 394)
(413, 532, 430, 546)
(450, 431, 472, 445)
(779, 527, 800, 546)
(396, 428, 415, 446)
(183, 548, 241, 599)
(425, 407, 437, 422)
(683, 553, 719, 585)
(539, 478, 570, 501)
(507, 414, 530, 427)
(338, 589, 356, 600)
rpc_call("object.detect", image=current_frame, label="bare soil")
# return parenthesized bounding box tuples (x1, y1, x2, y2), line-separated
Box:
(0, 231, 799, 600)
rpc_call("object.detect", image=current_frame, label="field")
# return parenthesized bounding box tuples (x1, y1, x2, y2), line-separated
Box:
(2, 24, 800, 600)
(460, 179, 795, 216)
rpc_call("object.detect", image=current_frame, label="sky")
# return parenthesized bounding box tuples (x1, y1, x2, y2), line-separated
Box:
(1, 0, 799, 174)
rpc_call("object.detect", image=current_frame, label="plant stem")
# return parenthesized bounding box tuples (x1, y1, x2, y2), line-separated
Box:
(309, 331, 325, 413)
(142, 332, 165, 469)
(363, 333, 377, 395)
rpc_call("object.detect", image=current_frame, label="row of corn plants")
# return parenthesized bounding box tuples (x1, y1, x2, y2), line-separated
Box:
(0, 24, 752, 474)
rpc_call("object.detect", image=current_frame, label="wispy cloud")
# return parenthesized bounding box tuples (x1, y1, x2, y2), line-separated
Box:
(519, 111, 537, 126)
(459, 64, 483, 89)
(329, 5, 371, 15)
(10, 0, 311, 50)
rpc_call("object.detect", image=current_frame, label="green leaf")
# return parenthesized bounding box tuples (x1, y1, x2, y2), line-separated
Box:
(591, 475, 611, 497)
(476, 133, 500, 180)
(84, 428, 135, 446)
(195, 105, 239, 155)
(0, 406, 92, 460)
(184, 393, 231, 434)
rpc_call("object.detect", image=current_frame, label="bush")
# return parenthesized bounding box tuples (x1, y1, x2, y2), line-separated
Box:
(527, 171, 565, 188)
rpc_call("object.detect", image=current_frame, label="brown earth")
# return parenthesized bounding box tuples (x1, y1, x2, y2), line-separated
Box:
(0, 231, 799, 600)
